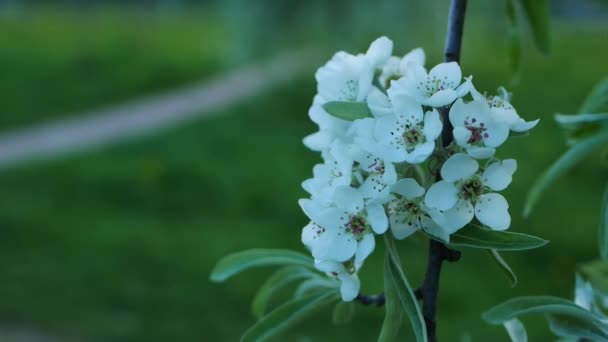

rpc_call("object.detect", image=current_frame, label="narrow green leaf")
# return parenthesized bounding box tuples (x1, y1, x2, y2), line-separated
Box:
(504, 318, 528, 342)
(379, 249, 404, 342)
(506, 0, 522, 78)
(450, 225, 548, 251)
(524, 132, 608, 217)
(483, 296, 604, 326)
(579, 78, 608, 114)
(555, 113, 608, 128)
(383, 235, 427, 342)
(210, 249, 313, 282)
(578, 260, 608, 294)
(487, 249, 518, 287)
(294, 278, 338, 299)
(546, 314, 608, 341)
(519, 0, 551, 54)
(252, 266, 317, 318)
(601, 182, 608, 260)
(331, 301, 356, 325)
(322, 101, 373, 121)
(241, 291, 338, 342)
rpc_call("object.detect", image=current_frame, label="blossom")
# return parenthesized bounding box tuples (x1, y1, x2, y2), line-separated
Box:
(314, 259, 361, 302)
(391, 61, 471, 107)
(300, 186, 387, 263)
(471, 85, 539, 133)
(351, 150, 398, 202)
(449, 95, 510, 159)
(388, 178, 449, 242)
(303, 98, 352, 151)
(424, 153, 517, 231)
(302, 142, 354, 204)
(355, 91, 442, 164)
(315, 37, 392, 104)
(378, 48, 425, 90)
(305, 37, 393, 152)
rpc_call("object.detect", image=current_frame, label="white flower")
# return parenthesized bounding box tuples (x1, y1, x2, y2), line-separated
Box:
(471, 85, 539, 133)
(388, 178, 449, 242)
(365, 36, 394, 70)
(424, 153, 517, 231)
(449, 96, 510, 159)
(303, 97, 352, 151)
(315, 259, 361, 302)
(391, 62, 471, 107)
(378, 48, 425, 90)
(351, 150, 398, 203)
(356, 92, 442, 164)
(305, 37, 394, 152)
(315, 37, 392, 103)
(300, 186, 387, 263)
(302, 142, 354, 204)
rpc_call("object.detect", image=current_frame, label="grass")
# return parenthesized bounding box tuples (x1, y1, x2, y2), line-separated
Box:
(0, 12, 607, 342)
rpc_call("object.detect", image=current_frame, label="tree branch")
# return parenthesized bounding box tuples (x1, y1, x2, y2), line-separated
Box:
(421, 1, 468, 341)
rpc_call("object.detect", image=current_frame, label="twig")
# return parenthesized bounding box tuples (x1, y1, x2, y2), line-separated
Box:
(421, 1, 468, 341)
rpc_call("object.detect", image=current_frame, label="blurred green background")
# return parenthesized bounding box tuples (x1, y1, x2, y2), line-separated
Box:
(0, 1, 607, 341)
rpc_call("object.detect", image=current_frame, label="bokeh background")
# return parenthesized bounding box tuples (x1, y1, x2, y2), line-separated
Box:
(1, 0, 607, 341)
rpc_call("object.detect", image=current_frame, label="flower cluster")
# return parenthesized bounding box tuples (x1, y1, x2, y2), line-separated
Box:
(300, 37, 539, 301)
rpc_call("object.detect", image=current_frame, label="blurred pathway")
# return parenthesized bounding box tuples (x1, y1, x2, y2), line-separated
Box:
(0, 49, 314, 170)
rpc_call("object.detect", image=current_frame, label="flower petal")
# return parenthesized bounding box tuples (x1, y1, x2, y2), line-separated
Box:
(388, 92, 423, 123)
(404, 141, 434, 164)
(441, 153, 479, 182)
(367, 202, 389, 234)
(475, 193, 511, 230)
(332, 186, 364, 213)
(483, 159, 517, 191)
(429, 62, 461, 87)
(420, 216, 450, 243)
(339, 273, 360, 302)
(423, 109, 443, 140)
(423, 89, 458, 107)
(441, 199, 474, 233)
(391, 178, 424, 199)
(424, 180, 459, 211)
(390, 213, 419, 240)
(467, 146, 496, 159)
(399, 47, 425, 73)
(354, 233, 375, 268)
(367, 87, 393, 117)
(453, 126, 472, 148)
(366, 36, 393, 68)
(511, 118, 540, 132)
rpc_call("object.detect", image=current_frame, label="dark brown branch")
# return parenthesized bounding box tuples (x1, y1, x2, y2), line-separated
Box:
(422, 1, 468, 341)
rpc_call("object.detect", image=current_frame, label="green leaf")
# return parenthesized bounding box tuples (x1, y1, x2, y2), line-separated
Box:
(450, 225, 548, 251)
(210, 249, 313, 282)
(506, 0, 522, 79)
(294, 278, 338, 299)
(322, 101, 373, 121)
(503, 318, 528, 342)
(487, 249, 518, 287)
(518, 0, 551, 54)
(578, 260, 608, 294)
(580, 78, 608, 114)
(601, 182, 608, 260)
(241, 291, 338, 342)
(555, 113, 608, 128)
(252, 266, 317, 318)
(379, 249, 404, 342)
(381, 235, 427, 342)
(483, 296, 604, 326)
(554, 113, 608, 143)
(331, 301, 356, 325)
(524, 131, 608, 217)
(546, 314, 608, 341)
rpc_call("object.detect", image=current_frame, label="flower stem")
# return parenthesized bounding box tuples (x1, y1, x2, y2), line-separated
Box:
(422, 1, 468, 341)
